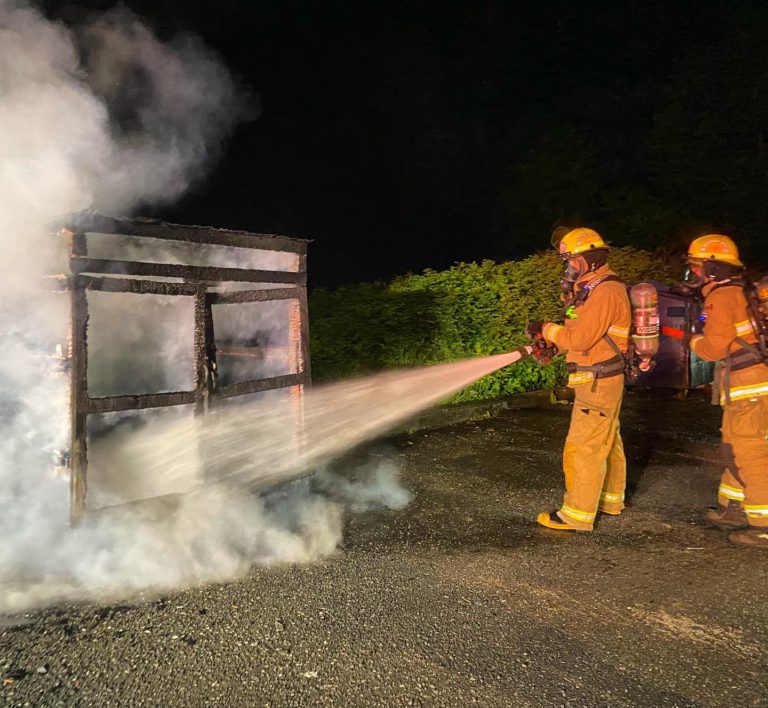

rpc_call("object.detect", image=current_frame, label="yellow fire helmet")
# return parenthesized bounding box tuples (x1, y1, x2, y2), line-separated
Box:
(554, 227, 608, 258)
(687, 234, 743, 267)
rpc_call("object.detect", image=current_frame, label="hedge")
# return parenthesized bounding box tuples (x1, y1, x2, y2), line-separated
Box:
(308, 248, 676, 402)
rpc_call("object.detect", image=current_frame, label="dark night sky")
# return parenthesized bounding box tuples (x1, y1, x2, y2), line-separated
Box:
(44, 1, 768, 286)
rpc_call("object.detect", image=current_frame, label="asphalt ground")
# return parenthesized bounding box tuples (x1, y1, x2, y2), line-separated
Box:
(2, 389, 767, 707)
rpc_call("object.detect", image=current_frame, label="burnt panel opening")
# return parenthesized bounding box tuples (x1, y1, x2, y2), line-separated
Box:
(58, 213, 311, 524)
(87, 291, 195, 397)
(212, 299, 297, 387)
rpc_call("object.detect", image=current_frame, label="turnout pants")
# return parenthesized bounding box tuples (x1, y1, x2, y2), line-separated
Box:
(558, 376, 626, 531)
(717, 397, 768, 528)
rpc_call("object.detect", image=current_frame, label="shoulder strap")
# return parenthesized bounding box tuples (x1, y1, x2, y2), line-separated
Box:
(741, 280, 768, 354)
(707, 279, 742, 295)
(710, 278, 768, 360)
(603, 334, 624, 357)
(570, 274, 623, 308)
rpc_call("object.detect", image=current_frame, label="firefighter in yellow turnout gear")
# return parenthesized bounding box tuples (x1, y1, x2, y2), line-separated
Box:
(533, 227, 632, 531)
(685, 234, 768, 549)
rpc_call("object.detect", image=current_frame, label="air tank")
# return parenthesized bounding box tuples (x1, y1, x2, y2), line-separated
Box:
(756, 276, 768, 320)
(630, 282, 659, 371)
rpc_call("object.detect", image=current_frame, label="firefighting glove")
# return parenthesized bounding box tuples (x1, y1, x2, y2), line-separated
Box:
(525, 320, 544, 341)
(530, 338, 559, 365)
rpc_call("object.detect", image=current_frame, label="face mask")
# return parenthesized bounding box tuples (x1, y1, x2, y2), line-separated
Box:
(669, 281, 696, 297)
(683, 263, 706, 290)
(561, 258, 585, 293)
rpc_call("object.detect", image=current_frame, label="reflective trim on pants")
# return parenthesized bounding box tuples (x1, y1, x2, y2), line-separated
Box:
(560, 504, 596, 524)
(720, 397, 768, 528)
(600, 491, 625, 503)
(718, 483, 745, 501)
(744, 505, 768, 519)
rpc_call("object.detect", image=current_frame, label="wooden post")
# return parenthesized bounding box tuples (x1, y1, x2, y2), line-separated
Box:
(193, 288, 219, 482)
(69, 277, 89, 526)
(294, 250, 311, 384)
(296, 284, 312, 385)
(193, 287, 212, 416)
(289, 283, 311, 467)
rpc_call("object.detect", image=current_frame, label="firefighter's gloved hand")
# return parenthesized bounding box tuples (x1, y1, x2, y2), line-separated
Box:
(525, 321, 544, 341)
(530, 338, 559, 365)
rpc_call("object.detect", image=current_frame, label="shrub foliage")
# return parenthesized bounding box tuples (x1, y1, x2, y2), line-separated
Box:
(309, 248, 676, 402)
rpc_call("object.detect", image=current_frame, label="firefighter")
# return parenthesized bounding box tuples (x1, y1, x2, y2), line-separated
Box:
(685, 234, 768, 548)
(529, 227, 632, 531)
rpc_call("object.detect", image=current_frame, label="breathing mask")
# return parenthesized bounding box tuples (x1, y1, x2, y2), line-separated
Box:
(681, 258, 741, 294)
(560, 259, 583, 296)
(682, 261, 707, 291)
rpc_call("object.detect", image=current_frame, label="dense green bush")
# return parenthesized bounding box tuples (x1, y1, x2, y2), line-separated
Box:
(309, 248, 676, 402)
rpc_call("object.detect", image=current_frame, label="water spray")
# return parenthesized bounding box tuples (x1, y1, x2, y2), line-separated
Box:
(100, 341, 557, 506)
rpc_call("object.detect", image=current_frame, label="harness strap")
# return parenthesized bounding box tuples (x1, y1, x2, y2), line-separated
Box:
(569, 356, 626, 377)
(568, 351, 626, 392)
(729, 337, 765, 371)
(568, 274, 623, 309)
(722, 358, 731, 406)
(712, 363, 723, 406)
(603, 334, 624, 358)
(720, 337, 768, 405)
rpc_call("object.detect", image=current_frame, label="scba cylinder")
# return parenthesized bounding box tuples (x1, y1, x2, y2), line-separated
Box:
(756, 276, 768, 319)
(630, 282, 659, 371)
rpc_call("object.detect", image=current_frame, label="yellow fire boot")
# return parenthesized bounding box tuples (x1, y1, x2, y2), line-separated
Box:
(706, 502, 748, 530)
(728, 528, 768, 549)
(536, 511, 584, 531)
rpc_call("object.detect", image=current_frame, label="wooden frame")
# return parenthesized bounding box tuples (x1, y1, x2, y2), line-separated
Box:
(61, 215, 311, 525)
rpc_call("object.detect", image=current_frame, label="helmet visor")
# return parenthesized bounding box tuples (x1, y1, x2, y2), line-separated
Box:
(550, 226, 571, 250)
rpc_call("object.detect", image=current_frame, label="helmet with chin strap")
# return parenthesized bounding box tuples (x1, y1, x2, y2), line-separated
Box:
(552, 227, 609, 259)
(686, 234, 743, 267)
(684, 233, 745, 289)
(551, 227, 609, 295)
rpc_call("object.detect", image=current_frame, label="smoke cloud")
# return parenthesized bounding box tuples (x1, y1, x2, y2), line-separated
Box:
(0, 1, 414, 614)
(0, 460, 412, 614)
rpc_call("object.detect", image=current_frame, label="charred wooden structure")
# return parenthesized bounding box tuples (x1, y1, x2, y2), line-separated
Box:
(56, 213, 310, 525)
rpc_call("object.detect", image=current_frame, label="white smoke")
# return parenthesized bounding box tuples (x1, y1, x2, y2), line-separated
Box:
(0, 1, 250, 281)
(0, 459, 415, 614)
(315, 459, 414, 513)
(0, 1, 414, 614)
(0, 460, 413, 614)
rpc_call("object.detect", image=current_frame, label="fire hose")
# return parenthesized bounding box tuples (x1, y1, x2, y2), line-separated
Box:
(518, 334, 559, 365)
(504, 331, 559, 367)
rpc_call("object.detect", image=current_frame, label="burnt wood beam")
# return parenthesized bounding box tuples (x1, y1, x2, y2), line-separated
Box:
(205, 287, 299, 305)
(86, 373, 310, 413)
(88, 391, 198, 414)
(216, 345, 275, 358)
(79, 275, 202, 296)
(216, 373, 306, 399)
(65, 213, 308, 255)
(70, 257, 306, 285)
